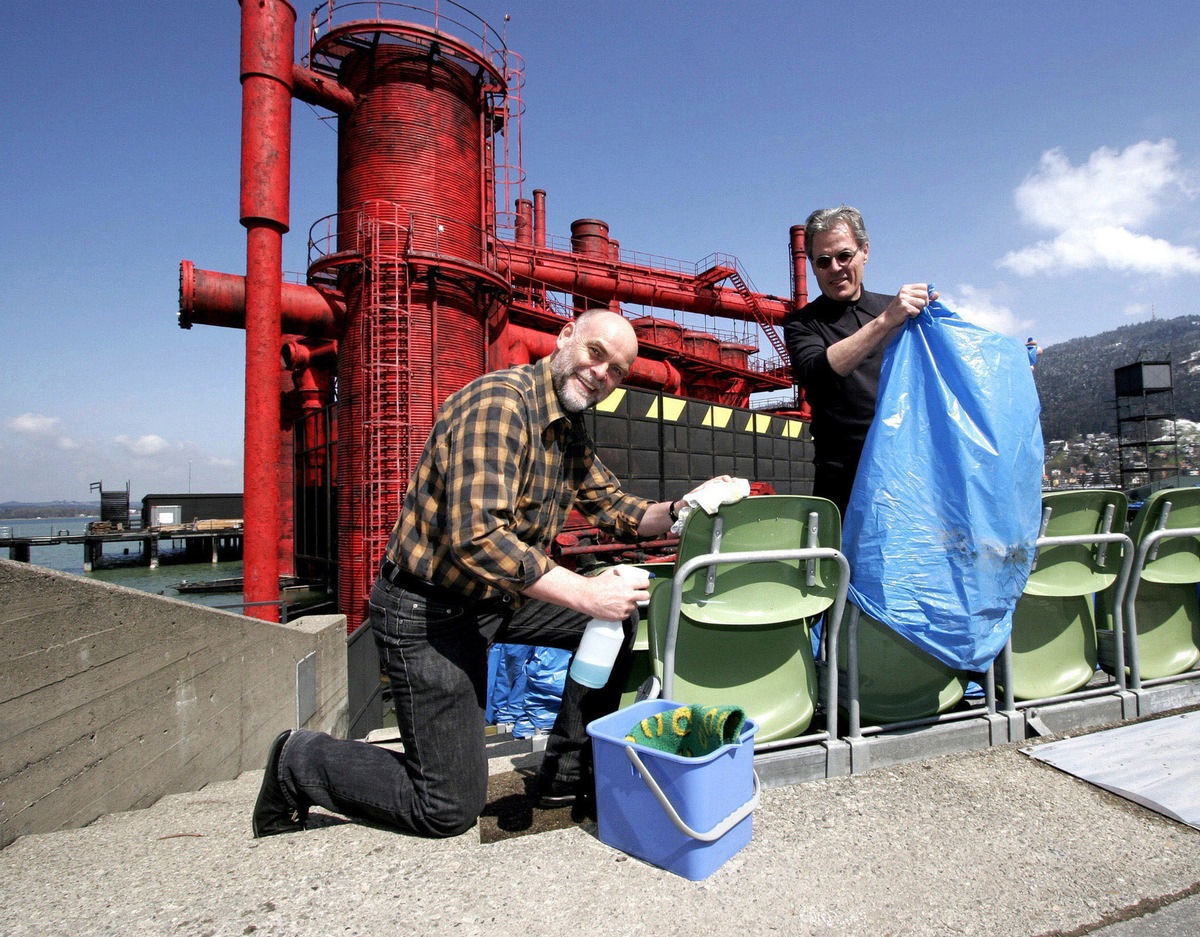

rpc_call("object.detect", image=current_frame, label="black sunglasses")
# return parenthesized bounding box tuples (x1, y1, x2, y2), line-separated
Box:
(813, 245, 862, 270)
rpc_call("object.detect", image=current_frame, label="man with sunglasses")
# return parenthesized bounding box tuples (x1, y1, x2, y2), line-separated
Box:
(784, 205, 935, 515)
(252, 308, 721, 840)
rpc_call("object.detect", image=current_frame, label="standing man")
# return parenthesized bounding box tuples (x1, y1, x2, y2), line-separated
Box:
(784, 206, 935, 515)
(254, 309, 710, 839)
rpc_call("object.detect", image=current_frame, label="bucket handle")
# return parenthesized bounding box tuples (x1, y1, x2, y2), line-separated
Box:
(623, 745, 761, 842)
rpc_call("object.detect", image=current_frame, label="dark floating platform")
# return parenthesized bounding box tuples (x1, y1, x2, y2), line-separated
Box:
(174, 575, 312, 594)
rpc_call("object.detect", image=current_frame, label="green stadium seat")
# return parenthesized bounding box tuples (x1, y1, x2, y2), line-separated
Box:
(646, 495, 847, 742)
(838, 606, 968, 727)
(1002, 489, 1129, 700)
(1099, 487, 1200, 682)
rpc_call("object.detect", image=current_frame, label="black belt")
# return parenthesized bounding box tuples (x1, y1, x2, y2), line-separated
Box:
(378, 558, 512, 607)
(378, 558, 451, 597)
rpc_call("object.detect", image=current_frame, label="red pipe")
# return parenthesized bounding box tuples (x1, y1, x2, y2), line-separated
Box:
(505, 323, 683, 394)
(281, 337, 338, 371)
(240, 0, 293, 229)
(179, 261, 344, 336)
(533, 189, 547, 248)
(239, 0, 296, 622)
(515, 198, 533, 246)
(277, 363, 296, 579)
(501, 242, 792, 323)
(790, 224, 808, 308)
(291, 63, 356, 114)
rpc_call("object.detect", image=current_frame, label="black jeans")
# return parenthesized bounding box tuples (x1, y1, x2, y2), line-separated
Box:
(276, 575, 635, 838)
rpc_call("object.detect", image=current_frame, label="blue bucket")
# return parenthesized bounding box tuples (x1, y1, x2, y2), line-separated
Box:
(587, 699, 759, 880)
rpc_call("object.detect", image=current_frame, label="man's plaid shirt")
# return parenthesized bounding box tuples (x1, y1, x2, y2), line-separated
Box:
(383, 356, 651, 602)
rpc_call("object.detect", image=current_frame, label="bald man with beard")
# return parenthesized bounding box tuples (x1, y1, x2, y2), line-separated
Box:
(253, 309, 724, 839)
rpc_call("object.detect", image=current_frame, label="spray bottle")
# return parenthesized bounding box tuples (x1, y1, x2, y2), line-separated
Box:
(569, 565, 652, 689)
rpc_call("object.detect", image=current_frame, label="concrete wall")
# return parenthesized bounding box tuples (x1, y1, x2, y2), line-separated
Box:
(0, 558, 348, 847)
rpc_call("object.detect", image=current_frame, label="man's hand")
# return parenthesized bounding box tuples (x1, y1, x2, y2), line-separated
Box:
(583, 566, 651, 620)
(682, 474, 736, 502)
(523, 565, 649, 620)
(881, 283, 937, 329)
(829, 283, 937, 376)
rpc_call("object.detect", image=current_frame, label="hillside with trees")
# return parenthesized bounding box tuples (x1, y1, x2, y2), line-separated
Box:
(1034, 315, 1200, 442)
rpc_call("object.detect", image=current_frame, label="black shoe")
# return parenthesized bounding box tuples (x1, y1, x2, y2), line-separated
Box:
(535, 775, 580, 810)
(252, 730, 307, 838)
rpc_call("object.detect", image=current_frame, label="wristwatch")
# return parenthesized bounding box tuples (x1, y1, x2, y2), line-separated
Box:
(668, 499, 681, 522)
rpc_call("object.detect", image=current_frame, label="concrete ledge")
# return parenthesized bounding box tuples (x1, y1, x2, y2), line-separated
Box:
(0, 559, 347, 847)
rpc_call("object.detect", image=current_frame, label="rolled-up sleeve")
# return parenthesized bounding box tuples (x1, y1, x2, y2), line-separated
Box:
(573, 456, 652, 540)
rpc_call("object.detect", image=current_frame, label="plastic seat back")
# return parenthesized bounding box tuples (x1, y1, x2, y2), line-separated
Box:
(1004, 489, 1128, 700)
(1007, 594, 1099, 700)
(1024, 489, 1127, 597)
(662, 494, 842, 626)
(837, 607, 967, 725)
(647, 495, 843, 742)
(1101, 487, 1200, 679)
(1128, 486, 1200, 585)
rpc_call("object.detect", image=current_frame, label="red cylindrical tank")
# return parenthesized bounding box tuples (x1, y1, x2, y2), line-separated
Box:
(630, 316, 684, 351)
(321, 28, 504, 627)
(571, 218, 611, 311)
(570, 219, 611, 258)
(682, 330, 720, 362)
(719, 341, 757, 370)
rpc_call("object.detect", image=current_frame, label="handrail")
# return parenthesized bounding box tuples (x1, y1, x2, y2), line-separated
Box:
(212, 598, 293, 624)
(305, 0, 510, 75)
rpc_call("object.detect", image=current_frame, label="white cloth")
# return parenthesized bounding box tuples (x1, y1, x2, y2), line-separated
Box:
(669, 477, 751, 535)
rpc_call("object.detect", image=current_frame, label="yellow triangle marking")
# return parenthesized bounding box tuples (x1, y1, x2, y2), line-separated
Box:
(596, 389, 625, 412)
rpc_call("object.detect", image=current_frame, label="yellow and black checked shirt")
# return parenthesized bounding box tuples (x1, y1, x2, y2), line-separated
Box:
(383, 356, 652, 603)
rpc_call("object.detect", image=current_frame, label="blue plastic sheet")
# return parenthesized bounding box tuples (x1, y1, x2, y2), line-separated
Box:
(485, 644, 530, 725)
(486, 643, 570, 738)
(843, 299, 1043, 671)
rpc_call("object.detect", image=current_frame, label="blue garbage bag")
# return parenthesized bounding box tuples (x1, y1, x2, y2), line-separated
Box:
(843, 299, 1043, 671)
(486, 644, 571, 737)
(486, 644, 531, 725)
(512, 646, 571, 738)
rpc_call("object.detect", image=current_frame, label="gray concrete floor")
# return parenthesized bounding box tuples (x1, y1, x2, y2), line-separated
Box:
(2, 730, 1199, 936)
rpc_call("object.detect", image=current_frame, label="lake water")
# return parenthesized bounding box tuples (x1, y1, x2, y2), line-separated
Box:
(1, 515, 267, 614)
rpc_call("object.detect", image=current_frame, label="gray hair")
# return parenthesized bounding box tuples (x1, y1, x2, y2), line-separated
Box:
(804, 206, 868, 258)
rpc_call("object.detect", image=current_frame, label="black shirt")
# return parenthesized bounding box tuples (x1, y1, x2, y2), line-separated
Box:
(783, 289, 893, 465)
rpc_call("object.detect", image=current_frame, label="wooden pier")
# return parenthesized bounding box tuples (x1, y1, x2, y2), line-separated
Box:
(0, 523, 244, 570)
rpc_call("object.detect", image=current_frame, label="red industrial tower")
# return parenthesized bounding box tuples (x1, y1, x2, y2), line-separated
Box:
(180, 0, 809, 630)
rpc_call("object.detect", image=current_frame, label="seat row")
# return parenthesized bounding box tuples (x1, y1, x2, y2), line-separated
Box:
(628, 489, 1200, 746)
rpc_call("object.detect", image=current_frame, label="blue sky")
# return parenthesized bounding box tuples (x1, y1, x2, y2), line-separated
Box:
(3, 1, 1199, 503)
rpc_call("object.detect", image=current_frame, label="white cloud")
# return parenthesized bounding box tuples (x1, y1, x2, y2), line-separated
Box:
(1, 415, 242, 502)
(114, 434, 173, 457)
(1000, 140, 1200, 276)
(1124, 302, 1153, 318)
(940, 285, 1032, 338)
(7, 413, 58, 434)
(5, 412, 79, 450)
